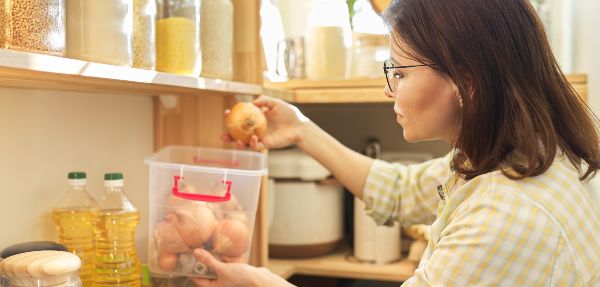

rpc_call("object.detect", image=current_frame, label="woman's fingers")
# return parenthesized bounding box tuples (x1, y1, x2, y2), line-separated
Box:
(253, 95, 277, 110)
(249, 135, 266, 151)
(193, 249, 225, 275)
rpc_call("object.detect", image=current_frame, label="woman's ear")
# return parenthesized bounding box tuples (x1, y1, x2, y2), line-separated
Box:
(463, 72, 475, 101)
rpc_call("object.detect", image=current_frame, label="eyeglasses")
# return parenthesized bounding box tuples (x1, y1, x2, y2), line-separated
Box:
(383, 58, 431, 92)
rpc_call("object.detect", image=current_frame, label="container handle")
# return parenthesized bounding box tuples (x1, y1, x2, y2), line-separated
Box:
(172, 176, 232, 202)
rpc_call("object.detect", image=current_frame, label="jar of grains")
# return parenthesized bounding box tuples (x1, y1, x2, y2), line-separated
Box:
(66, 0, 133, 66)
(156, 0, 201, 76)
(134, 0, 157, 69)
(200, 0, 233, 80)
(0, 0, 66, 56)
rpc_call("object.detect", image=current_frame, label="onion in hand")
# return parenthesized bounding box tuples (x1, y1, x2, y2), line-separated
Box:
(225, 102, 267, 144)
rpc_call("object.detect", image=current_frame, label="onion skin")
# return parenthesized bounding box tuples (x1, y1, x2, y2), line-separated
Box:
(211, 219, 250, 258)
(158, 253, 178, 271)
(225, 102, 267, 144)
(154, 220, 191, 254)
(168, 205, 217, 249)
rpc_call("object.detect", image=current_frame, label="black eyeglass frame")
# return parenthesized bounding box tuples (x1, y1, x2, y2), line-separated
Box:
(383, 59, 436, 92)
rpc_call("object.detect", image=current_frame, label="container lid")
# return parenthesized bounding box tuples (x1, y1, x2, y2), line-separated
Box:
(67, 172, 86, 180)
(0, 251, 81, 278)
(0, 242, 67, 260)
(145, 146, 268, 177)
(268, 148, 330, 181)
(104, 173, 123, 180)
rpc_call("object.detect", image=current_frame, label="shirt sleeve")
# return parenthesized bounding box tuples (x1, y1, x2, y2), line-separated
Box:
(402, 187, 563, 286)
(362, 152, 453, 226)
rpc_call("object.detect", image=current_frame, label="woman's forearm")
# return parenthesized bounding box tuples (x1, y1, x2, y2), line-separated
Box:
(296, 121, 373, 200)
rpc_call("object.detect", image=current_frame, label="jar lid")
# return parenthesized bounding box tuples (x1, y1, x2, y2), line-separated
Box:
(0, 251, 81, 278)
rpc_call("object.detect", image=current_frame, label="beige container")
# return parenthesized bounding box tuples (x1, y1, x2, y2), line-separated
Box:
(305, 26, 348, 80)
(0, 251, 81, 287)
(269, 180, 344, 258)
(200, 0, 233, 80)
(67, 0, 133, 66)
(353, 152, 432, 264)
(0, 0, 66, 56)
(268, 149, 343, 258)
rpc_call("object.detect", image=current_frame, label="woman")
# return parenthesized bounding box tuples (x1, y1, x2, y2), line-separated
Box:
(193, 0, 600, 286)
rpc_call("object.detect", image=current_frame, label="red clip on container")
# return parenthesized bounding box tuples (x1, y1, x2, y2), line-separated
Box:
(145, 146, 267, 278)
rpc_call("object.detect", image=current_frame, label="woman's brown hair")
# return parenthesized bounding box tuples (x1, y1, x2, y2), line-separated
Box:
(383, 0, 600, 180)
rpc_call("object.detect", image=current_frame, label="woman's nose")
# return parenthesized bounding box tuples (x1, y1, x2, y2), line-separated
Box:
(384, 85, 395, 99)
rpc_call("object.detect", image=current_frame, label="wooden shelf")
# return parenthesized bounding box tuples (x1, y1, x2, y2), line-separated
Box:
(264, 75, 588, 104)
(264, 78, 392, 104)
(0, 48, 283, 97)
(268, 245, 418, 282)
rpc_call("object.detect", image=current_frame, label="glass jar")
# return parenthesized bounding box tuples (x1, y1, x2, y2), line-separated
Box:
(0, 251, 82, 287)
(156, 0, 201, 76)
(66, 0, 133, 66)
(134, 0, 157, 69)
(200, 0, 233, 80)
(0, 0, 66, 56)
(350, 32, 389, 78)
(305, 0, 351, 80)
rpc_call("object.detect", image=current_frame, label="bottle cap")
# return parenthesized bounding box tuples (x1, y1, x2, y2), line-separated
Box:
(104, 173, 123, 181)
(67, 172, 87, 186)
(104, 173, 124, 187)
(67, 172, 86, 179)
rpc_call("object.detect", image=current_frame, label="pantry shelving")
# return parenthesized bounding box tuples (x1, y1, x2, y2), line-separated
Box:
(268, 245, 417, 282)
(264, 75, 588, 104)
(0, 48, 284, 98)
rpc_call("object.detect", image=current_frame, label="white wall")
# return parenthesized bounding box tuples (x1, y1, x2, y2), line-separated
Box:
(0, 89, 153, 260)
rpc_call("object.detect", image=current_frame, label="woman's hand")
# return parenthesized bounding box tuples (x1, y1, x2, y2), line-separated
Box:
(190, 249, 294, 287)
(224, 95, 310, 151)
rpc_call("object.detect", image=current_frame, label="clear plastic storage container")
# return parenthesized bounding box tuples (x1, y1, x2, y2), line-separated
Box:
(0, 251, 82, 287)
(156, 0, 201, 76)
(145, 146, 267, 278)
(200, 0, 233, 80)
(0, 0, 66, 56)
(134, 0, 157, 70)
(66, 0, 133, 66)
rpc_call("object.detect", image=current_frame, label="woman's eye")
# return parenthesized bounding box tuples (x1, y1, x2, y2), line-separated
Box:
(393, 70, 403, 79)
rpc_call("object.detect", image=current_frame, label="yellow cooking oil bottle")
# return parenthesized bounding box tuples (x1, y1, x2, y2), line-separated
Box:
(52, 171, 99, 287)
(94, 172, 141, 287)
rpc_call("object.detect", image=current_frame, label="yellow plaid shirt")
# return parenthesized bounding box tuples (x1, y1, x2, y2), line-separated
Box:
(363, 152, 600, 286)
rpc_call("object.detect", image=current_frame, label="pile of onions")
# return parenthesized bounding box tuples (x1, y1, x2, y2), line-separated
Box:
(153, 192, 251, 272)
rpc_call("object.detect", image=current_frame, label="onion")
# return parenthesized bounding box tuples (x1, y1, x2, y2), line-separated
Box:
(158, 253, 178, 271)
(225, 102, 267, 144)
(211, 219, 250, 257)
(168, 205, 217, 248)
(154, 220, 191, 254)
(220, 255, 245, 263)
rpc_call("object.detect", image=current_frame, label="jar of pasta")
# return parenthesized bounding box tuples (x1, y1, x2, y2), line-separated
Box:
(156, 0, 201, 76)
